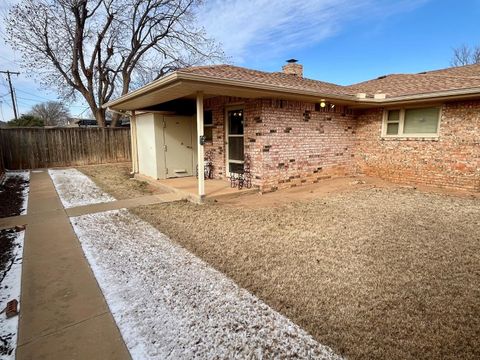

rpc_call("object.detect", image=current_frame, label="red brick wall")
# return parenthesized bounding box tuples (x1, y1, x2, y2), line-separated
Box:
(204, 97, 479, 192)
(204, 97, 357, 192)
(355, 100, 480, 192)
(253, 100, 357, 192)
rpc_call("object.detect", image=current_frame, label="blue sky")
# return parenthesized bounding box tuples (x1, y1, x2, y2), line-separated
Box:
(0, 0, 479, 121)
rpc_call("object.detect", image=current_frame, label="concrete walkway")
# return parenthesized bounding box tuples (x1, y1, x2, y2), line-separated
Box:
(0, 186, 182, 231)
(1, 171, 145, 360)
(66, 192, 182, 217)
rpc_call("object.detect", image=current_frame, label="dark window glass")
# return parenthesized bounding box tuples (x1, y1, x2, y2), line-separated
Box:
(203, 110, 213, 142)
(204, 110, 213, 125)
(229, 162, 244, 173)
(228, 110, 244, 135)
(228, 137, 244, 161)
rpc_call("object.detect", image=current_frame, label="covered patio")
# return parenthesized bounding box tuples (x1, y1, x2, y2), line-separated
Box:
(103, 64, 360, 201)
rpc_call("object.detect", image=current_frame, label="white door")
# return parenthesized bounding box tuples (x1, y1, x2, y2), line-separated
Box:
(163, 116, 195, 178)
(226, 108, 244, 174)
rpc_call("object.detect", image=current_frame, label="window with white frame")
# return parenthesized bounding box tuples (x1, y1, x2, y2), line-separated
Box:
(383, 106, 440, 137)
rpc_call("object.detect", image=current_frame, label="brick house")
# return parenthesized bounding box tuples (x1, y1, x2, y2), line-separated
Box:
(104, 61, 480, 198)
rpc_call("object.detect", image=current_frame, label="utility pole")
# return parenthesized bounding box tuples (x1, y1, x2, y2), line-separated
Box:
(0, 70, 20, 120)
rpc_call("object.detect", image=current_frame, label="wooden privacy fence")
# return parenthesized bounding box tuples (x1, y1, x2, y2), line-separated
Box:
(0, 127, 131, 170)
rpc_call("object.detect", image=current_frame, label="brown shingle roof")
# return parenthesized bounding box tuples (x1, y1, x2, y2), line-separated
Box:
(346, 63, 480, 98)
(178, 64, 350, 96)
(179, 63, 480, 99)
(423, 63, 480, 78)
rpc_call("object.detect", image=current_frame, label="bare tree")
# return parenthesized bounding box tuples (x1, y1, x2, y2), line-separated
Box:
(6, 0, 223, 127)
(451, 44, 480, 66)
(30, 101, 70, 126)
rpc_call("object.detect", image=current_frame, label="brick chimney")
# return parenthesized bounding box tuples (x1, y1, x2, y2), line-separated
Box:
(282, 59, 303, 77)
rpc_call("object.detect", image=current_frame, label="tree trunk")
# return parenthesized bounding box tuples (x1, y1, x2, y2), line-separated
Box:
(111, 112, 121, 127)
(94, 108, 106, 127)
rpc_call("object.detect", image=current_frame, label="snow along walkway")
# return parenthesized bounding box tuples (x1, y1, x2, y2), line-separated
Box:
(0, 229, 24, 360)
(48, 168, 115, 208)
(48, 168, 182, 216)
(71, 208, 342, 359)
(49, 168, 341, 359)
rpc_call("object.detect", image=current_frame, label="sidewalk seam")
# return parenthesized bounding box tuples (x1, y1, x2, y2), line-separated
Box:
(16, 310, 109, 348)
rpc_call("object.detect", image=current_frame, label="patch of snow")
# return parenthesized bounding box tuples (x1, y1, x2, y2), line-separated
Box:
(2, 172, 29, 215)
(48, 169, 115, 208)
(71, 209, 342, 360)
(0, 230, 25, 360)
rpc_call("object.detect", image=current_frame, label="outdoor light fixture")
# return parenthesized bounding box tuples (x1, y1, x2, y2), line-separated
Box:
(315, 100, 335, 112)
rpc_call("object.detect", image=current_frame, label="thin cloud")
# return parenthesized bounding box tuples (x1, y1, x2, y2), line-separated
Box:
(198, 0, 428, 63)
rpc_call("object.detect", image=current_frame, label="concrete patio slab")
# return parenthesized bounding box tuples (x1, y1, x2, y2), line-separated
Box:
(135, 174, 258, 203)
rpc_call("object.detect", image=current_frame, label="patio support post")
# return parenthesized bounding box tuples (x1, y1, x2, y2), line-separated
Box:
(131, 110, 139, 174)
(196, 91, 205, 199)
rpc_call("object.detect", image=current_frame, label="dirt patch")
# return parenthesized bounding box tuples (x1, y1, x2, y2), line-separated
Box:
(0, 227, 22, 357)
(0, 175, 29, 218)
(215, 176, 390, 208)
(131, 187, 480, 360)
(77, 163, 166, 199)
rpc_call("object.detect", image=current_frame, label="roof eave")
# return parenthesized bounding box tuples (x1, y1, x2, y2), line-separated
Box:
(104, 70, 480, 110)
(103, 71, 359, 110)
(103, 72, 179, 109)
(357, 87, 480, 106)
(176, 72, 357, 102)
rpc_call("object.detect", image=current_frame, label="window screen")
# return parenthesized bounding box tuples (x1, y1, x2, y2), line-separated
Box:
(403, 107, 439, 134)
(386, 109, 400, 135)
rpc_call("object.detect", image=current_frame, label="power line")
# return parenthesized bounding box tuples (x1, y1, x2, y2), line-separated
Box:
(15, 88, 54, 101)
(0, 53, 18, 67)
(15, 96, 89, 109)
(0, 70, 20, 120)
(17, 95, 51, 103)
(2, 99, 13, 110)
(1, 76, 88, 111)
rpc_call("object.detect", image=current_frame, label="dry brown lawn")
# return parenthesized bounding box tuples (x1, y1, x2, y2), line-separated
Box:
(131, 188, 480, 360)
(80, 164, 480, 360)
(77, 163, 165, 199)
